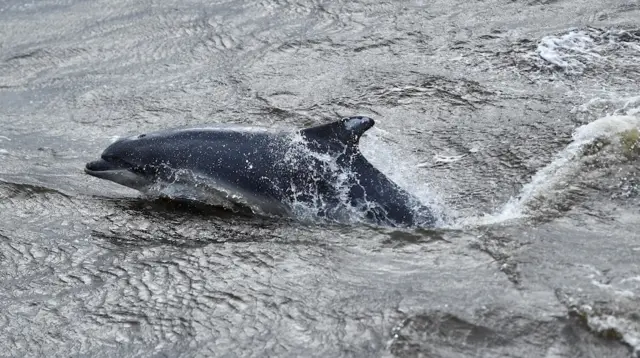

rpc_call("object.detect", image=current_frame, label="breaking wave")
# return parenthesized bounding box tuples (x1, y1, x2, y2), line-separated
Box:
(462, 105, 640, 227)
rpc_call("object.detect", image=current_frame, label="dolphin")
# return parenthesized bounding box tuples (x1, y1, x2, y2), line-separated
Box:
(85, 116, 436, 227)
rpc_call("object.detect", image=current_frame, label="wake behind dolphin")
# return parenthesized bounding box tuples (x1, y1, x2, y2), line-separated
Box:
(85, 116, 436, 227)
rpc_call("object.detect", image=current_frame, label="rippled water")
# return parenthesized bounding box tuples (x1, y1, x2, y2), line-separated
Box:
(1, 0, 640, 356)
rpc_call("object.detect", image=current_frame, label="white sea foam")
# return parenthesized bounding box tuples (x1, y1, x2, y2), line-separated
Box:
(529, 28, 640, 75)
(575, 95, 640, 118)
(536, 30, 598, 72)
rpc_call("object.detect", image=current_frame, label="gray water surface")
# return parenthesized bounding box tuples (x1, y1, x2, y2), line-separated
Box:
(1, 0, 640, 357)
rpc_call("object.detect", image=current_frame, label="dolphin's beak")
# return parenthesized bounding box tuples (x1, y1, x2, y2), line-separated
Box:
(85, 158, 151, 190)
(85, 159, 121, 173)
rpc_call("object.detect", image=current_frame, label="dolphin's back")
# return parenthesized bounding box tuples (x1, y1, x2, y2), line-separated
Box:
(349, 153, 433, 226)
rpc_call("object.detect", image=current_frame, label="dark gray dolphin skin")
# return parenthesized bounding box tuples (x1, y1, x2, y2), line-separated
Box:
(85, 116, 436, 227)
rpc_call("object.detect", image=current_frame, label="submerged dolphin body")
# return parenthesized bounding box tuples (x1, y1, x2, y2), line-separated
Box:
(85, 116, 436, 227)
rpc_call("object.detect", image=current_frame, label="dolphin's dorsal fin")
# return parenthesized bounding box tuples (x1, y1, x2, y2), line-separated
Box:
(301, 116, 375, 147)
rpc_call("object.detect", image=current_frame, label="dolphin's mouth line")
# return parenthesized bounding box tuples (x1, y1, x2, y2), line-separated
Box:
(85, 158, 126, 173)
(85, 158, 152, 190)
(85, 157, 140, 177)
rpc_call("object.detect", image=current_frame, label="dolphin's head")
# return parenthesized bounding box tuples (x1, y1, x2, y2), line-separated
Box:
(85, 132, 173, 190)
(85, 126, 273, 191)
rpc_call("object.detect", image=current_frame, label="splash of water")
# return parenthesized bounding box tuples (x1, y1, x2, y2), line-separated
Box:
(360, 127, 449, 226)
(282, 132, 356, 222)
(584, 310, 640, 356)
(281, 131, 439, 226)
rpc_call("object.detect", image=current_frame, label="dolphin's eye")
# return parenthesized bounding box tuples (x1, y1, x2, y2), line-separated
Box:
(138, 134, 147, 138)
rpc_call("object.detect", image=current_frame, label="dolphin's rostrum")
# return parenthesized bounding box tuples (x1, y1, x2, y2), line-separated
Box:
(85, 116, 436, 227)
